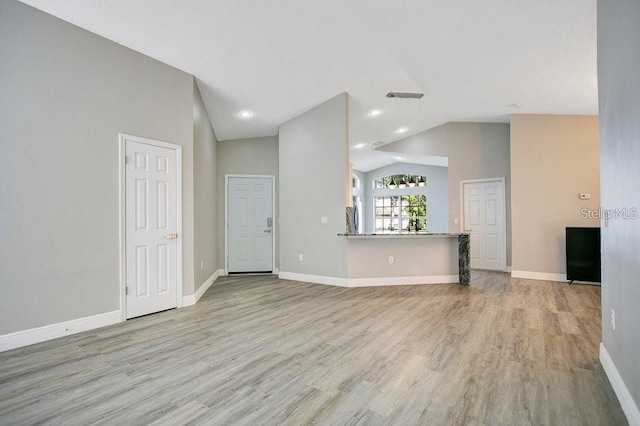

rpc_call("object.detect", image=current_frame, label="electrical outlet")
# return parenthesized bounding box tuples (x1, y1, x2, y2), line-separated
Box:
(388, 256, 394, 264)
(611, 308, 615, 330)
(200, 260, 204, 270)
(298, 253, 304, 262)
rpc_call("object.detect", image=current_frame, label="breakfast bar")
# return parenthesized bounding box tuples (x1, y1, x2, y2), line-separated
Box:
(339, 233, 470, 286)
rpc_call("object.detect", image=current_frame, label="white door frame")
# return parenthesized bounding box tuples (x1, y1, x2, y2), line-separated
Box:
(459, 177, 507, 272)
(225, 174, 276, 275)
(119, 133, 183, 321)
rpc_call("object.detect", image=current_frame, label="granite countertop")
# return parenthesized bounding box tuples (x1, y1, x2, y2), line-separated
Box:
(338, 232, 468, 237)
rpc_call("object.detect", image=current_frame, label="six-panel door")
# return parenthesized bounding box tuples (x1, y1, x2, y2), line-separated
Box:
(125, 140, 178, 318)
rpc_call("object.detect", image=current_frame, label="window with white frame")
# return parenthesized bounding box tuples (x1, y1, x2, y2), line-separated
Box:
(373, 174, 426, 189)
(374, 195, 427, 233)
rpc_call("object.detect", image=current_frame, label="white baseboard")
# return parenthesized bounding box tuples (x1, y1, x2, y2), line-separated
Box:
(182, 269, 224, 306)
(278, 271, 459, 288)
(511, 270, 566, 282)
(348, 275, 459, 287)
(506, 265, 512, 273)
(278, 271, 349, 287)
(0, 310, 121, 353)
(600, 343, 640, 426)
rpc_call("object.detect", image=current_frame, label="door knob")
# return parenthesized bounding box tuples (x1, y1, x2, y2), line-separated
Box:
(264, 229, 272, 233)
(165, 233, 178, 240)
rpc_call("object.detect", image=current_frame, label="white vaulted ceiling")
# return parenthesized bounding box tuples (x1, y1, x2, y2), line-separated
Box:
(19, 0, 597, 170)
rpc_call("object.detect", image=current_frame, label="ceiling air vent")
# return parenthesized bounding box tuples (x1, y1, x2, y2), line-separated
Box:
(386, 91, 424, 99)
(370, 140, 386, 147)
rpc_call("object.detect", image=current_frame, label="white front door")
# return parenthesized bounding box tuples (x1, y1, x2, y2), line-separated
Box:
(227, 176, 274, 273)
(462, 179, 506, 271)
(125, 138, 179, 318)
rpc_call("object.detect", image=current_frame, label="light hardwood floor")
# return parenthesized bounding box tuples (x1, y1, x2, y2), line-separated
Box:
(0, 271, 627, 425)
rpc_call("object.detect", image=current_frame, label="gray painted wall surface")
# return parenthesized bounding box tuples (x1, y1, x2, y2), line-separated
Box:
(216, 136, 279, 269)
(347, 237, 458, 279)
(598, 0, 640, 411)
(510, 114, 600, 276)
(193, 81, 218, 290)
(380, 122, 512, 266)
(0, 1, 194, 334)
(360, 163, 448, 234)
(279, 94, 349, 278)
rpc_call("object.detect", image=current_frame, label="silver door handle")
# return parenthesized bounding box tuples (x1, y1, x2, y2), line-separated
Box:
(165, 233, 178, 239)
(264, 229, 272, 233)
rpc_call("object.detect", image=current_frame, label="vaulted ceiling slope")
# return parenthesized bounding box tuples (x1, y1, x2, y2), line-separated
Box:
(18, 0, 597, 148)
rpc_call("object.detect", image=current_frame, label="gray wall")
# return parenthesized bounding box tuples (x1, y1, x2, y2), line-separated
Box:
(380, 122, 512, 266)
(216, 136, 279, 269)
(510, 114, 600, 276)
(360, 163, 448, 233)
(598, 0, 640, 413)
(0, 1, 194, 334)
(279, 94, 349, 277)
(193, 80, 219, 290)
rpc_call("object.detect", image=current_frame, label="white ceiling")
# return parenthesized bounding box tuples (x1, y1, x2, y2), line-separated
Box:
(19, 0, 597, 171)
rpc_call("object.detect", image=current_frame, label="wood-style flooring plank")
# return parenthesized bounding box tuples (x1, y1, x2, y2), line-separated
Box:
(0, 271, 627, 425)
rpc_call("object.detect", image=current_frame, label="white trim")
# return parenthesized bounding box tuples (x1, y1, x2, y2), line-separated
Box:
(182, 269, 224, 306)
(119, 133, 183, 319)
(225, 174, 276, 274)
(0, 311, 121, 352)
(511, 270, 566, 282)
(279, 271, 349, 287)
(278, 271, 459, 288)
(600, 343, 640, 426)
(119, 138, 126, 321)
(506, 266, 512, 273)
(348, 275, 459, 287)
(459, 177, 507, 272)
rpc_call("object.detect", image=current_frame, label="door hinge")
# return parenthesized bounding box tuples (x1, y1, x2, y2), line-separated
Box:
(124, 155, 129, 165)
(125, 286, 129, 295)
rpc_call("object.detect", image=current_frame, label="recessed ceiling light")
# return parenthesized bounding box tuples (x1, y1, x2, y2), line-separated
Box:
(354, 143, 368, 149)
(368, 109, 382, 117)
(510, 103, 523, 108)
(395, 127, 409, 134)
(393, 156, 404, 161)
(238, 110, 254, 119)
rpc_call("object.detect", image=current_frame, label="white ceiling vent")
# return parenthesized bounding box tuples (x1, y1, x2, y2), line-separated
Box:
(386, 92, 424, 99)
(370, 140, 386, 147)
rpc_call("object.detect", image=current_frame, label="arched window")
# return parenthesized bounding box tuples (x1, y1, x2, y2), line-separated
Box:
(373, 174, 427, 189)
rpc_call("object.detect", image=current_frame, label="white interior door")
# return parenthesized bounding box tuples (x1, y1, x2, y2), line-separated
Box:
(227, 176, 273, 273)
(462, 179, 506, 271)
(125, 139, 178, 318)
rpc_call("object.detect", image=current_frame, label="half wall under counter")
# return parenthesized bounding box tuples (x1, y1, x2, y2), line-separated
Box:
(339, 233, 470, 286)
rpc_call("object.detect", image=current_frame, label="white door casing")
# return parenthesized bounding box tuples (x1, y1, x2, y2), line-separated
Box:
(460, 178, 506, 271)
(120, 134, 182, 319)
(226, 176, 274, 273)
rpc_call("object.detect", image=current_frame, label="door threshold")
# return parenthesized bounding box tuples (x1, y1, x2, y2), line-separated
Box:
(228, 271, 274, 276)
